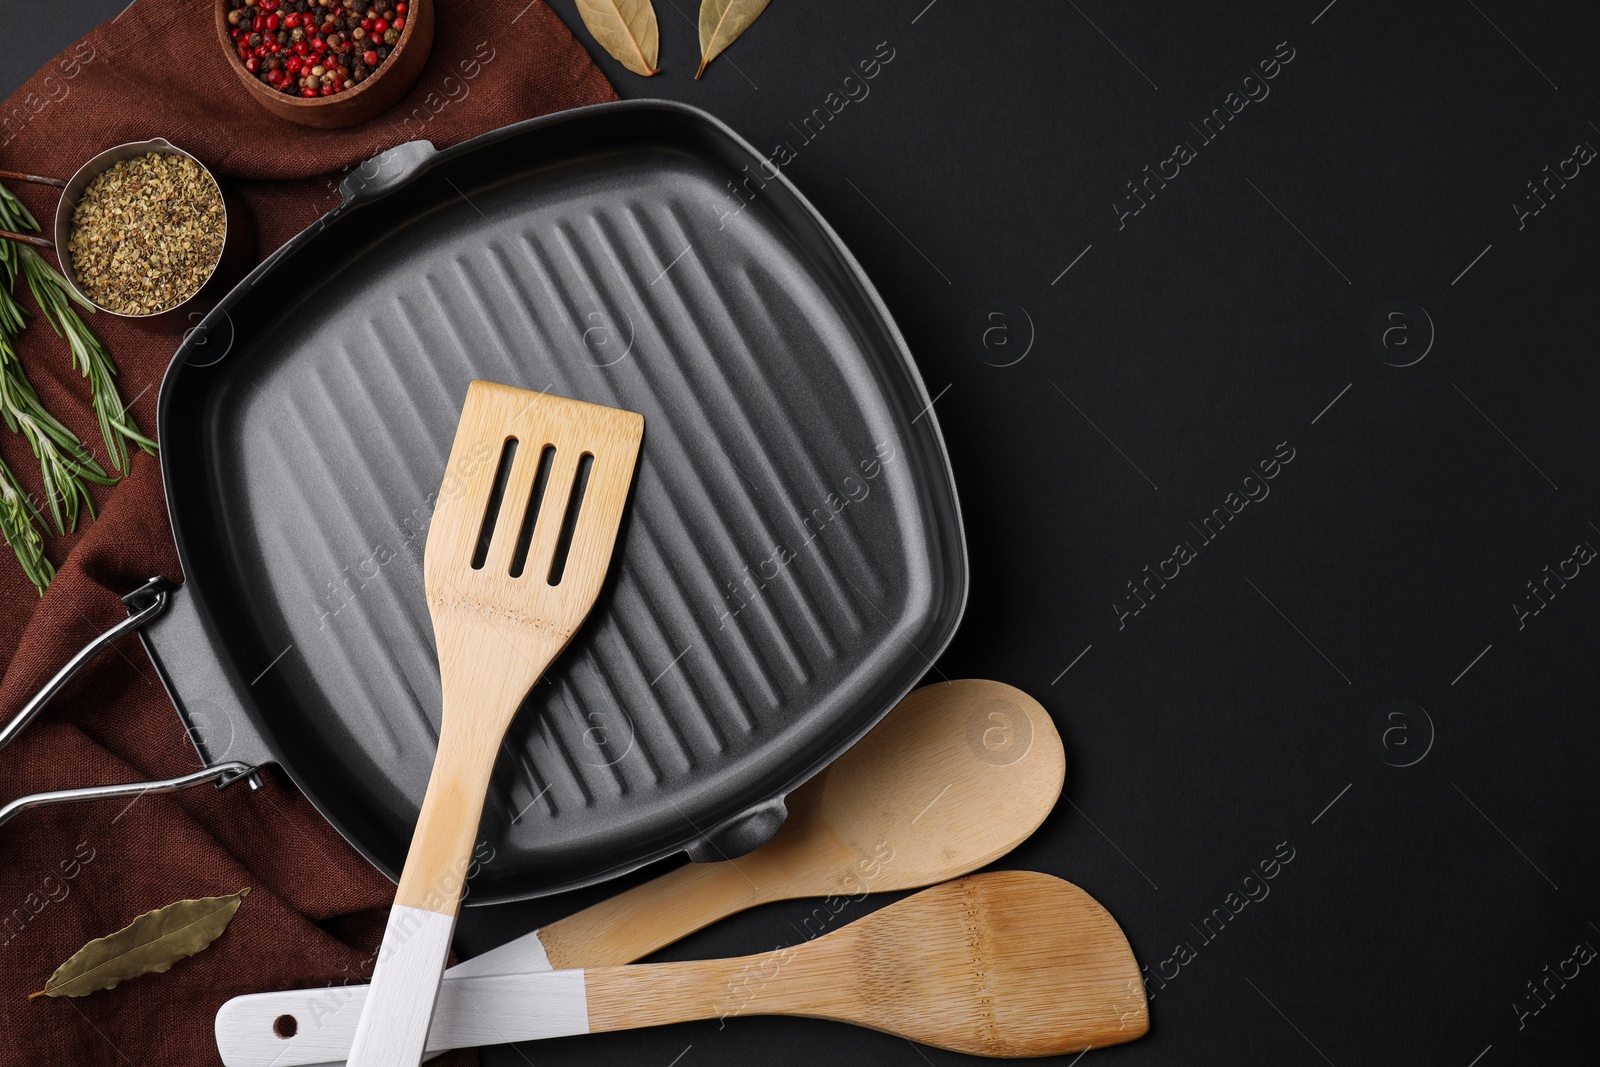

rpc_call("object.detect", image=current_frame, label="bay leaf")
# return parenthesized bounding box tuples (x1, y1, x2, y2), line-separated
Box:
(697, 0, 773, 79)
(577, 0, 661, 77)
(30, 888, 250, 999)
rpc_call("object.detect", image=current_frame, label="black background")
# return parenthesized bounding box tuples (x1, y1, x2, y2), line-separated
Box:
(4, 2, 1597, 1065)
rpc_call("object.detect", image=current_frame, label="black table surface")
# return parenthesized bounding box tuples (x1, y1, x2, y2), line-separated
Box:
(5, 2, 1597, 1065)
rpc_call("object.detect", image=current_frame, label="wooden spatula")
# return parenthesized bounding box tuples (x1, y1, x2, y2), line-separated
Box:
(513, 677, 1068, 969)
(346, 381, 643, 1067)
(217, 680, 1069, 1054)
(218, 871, 1148, 1065)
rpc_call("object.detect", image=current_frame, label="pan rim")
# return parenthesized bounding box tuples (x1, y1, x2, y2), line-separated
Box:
(154, 99, 969, 904)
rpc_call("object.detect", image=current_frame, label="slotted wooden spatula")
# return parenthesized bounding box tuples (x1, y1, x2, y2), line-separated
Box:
(346, 380, 643, 1067)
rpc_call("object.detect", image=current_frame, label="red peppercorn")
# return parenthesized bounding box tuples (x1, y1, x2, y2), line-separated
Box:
(229, 0, 406, 95)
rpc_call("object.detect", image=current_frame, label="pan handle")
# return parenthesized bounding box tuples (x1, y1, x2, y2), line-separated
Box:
(0, 576, 172, 754)
(0, 761, 257, 831)
(339, 139, 437, 205)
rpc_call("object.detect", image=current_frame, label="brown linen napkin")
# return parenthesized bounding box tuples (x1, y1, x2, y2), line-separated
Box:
(0, 2, 614, 1063)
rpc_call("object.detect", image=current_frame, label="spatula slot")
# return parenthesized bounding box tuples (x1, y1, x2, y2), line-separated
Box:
(508, 445, 558, 578)
(470, 437, 519, 570)
(547, 453, 595, 586)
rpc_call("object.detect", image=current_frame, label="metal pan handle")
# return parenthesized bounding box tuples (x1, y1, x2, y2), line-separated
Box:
(339, 139, 437, 205)
(0, 577, 263, 830)
(0, 577, 170, 753)
(0, 762, 256, 831)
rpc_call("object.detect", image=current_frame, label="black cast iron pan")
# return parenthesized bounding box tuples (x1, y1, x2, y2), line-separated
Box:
(0, 101, 967, 904)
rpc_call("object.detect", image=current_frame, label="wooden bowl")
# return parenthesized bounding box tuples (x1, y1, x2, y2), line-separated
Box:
(215, 1, 434, 129)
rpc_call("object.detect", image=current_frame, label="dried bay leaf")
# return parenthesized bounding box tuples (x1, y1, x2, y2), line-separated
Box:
(30, 888, 250, 999)
(577, 0, 661, 77)
(697, 0, 773, 79)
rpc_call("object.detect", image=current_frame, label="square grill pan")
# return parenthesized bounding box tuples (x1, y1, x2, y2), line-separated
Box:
(147, 100, 967, 903)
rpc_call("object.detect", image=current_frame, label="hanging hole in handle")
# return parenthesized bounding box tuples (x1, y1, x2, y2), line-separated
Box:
(273, 1014, 298, 1039)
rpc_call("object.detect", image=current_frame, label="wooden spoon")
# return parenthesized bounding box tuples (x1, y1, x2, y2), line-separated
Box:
(517, 677, 1068, 971)
(346, 381, 643, 1067)
(215, 871, 1148, 1065)
(216, 680, 1067, 1052)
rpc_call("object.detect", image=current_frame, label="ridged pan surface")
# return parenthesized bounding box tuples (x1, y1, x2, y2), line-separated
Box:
(158, 101, 966, 901)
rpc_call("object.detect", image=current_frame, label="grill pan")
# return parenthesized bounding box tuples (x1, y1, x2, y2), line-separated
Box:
(2, 101, 966, 904)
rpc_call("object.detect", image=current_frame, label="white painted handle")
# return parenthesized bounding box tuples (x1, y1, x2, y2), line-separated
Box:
(439, 924, 553, 977)
(213, 926, 554, 1065)
(345, 905, 457, 1067)
(215, 970, 590, 1067)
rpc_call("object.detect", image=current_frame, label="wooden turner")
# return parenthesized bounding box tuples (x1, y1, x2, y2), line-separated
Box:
(217, 871, 1148, 1065)
(346, 381, 643, 1067)
(217, 680, 1069, 1057)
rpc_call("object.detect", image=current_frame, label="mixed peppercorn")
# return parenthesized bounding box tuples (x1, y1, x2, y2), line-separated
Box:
(225, 0, 409, 97)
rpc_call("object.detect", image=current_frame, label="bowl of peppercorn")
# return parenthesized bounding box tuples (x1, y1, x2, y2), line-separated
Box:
(217, 0, 433, 128)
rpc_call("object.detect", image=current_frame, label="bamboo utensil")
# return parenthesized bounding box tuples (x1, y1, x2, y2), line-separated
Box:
(217, 871, 1147, 1065)
(345, 381, 643, 1067)
(514, 677, 1067, 969)
(217, 678, 1067, 1052)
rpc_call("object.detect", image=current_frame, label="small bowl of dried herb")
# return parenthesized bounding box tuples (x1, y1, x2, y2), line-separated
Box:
(216, 0, 434, 129)
(0, 140, 240, 329)
(60, 144, 232, 323)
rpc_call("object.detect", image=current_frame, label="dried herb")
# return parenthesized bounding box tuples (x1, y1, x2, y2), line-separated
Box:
(31, 888, 250, 999)
(696, 0, 772, 79)
(65, 152, 225, 317)
(576, 0, 660, 77)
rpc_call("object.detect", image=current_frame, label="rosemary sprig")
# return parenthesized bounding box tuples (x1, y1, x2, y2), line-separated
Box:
(0, 179, 155, 473)
(0, 178, 158, 592)
(0, 176, 38, 232)
(21, 247, 157, 472)
(0, 325, 113, 536)
(0, 186, 115, 545)
(0, 452, 53, 594)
